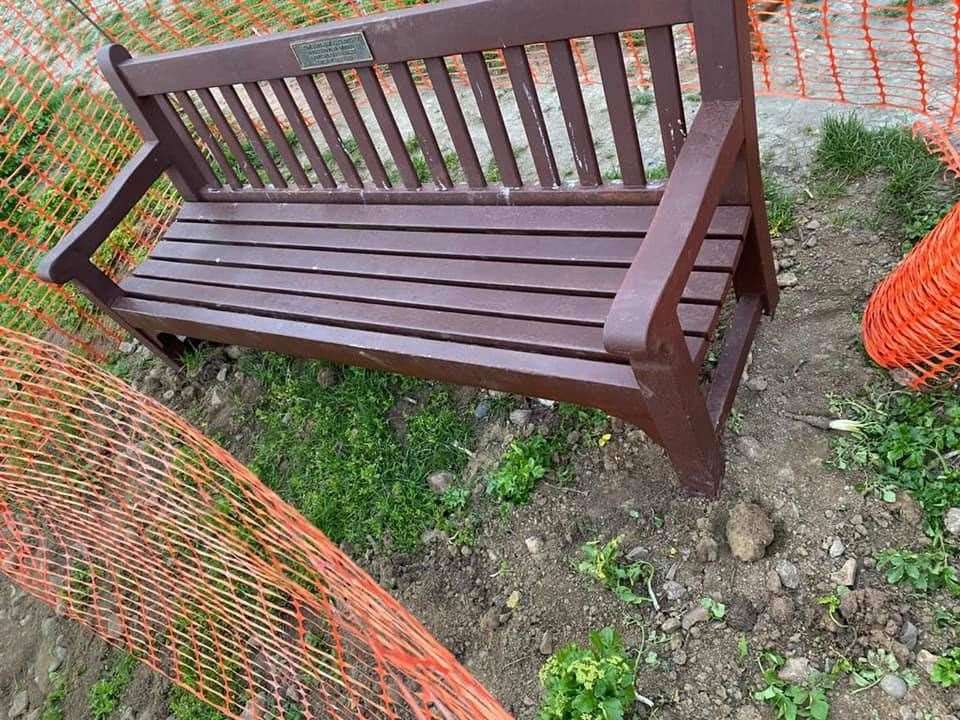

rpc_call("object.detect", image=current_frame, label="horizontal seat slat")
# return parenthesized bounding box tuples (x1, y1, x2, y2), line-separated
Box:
(148, 240, 731, 299)
(178, 202, 751, 238)
(163, 221, 742, 270)
(124, 262, 720, 336)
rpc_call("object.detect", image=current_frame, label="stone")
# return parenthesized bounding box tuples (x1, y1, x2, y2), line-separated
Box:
(316, 366, 337, 388)
(726, 502, 775, 562)
(775, 560, 800, 589)
(224, 345, 243, 360)
(216, 366, 228, 382)
(661, 617, 681, 633)
(662, 581, 686, 602)
(681, 605, 710, 631)
(9, 690, 29, 719)
(524, 536, 544, 555)
(832, 557, 858, 587)
(899, 620, 919, 650)
(777, 657, 813, 684)
(735, 708, 763, 720)
(765, 569, 783, 594)
(161, 389, 176, 401)
(777, 271, 798, 288)
(40, 617, 56, 638)
(880, 674, 908, 700)
(626, 545, 648, 562)
(119, 341, 137, 354)
(768, 595, 795, 624)
(474, 402, 490, 419)
(509, 408, 532, 426)
(745, 376, 768, 392)
(805, 219, 821, 231)
(828, 537, 845, 558)
(726, 595, 759, 632)
(539, 630, 553, 656)
(737, 435, 761, 461)
(208, 388, 224, 408)
(945, 508, 960, 536)
(695, 537, 719, 563)
(917, 649, 939, 677)
(426, 471, 454, 494)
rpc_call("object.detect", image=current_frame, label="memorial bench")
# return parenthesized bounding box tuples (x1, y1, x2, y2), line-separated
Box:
(38, 0, 779, 496)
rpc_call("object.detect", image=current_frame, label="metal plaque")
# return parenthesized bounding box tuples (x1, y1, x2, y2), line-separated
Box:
(290, 32, 373, 71)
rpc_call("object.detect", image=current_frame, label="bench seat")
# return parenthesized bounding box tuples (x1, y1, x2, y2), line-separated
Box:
(115, 202, 749, 381)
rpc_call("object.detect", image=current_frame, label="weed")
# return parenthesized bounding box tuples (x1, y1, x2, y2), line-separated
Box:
(838, 649, 918, 695)
(931, 647, 960, 688)
(738, 635, 750, 662)
(41, 673, 66, 720)
(700, 596, 727, 621)
(753, 651, 833, 720)
(816, 587, 850, 626)
(764, 175, 797, 237)
(631, 90, 654, 109)
(728, 409, 745, 435)
(876, 546, 960, 595)
(538, 628, 636, 720)
(579, 535, 655, 606)
(486, 435, 551, 504)
(485, 157, 502, 183)
(181, 344, 217, 378)
(646, 163, 668, 182)
(935, 607, 960, 633)
(813, 114, 959, 242)
(89, 654, 137, 720)
(169, 688, 227, 720)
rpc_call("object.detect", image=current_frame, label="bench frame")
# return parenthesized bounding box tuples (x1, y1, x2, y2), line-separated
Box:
(38, 0, 779, 497)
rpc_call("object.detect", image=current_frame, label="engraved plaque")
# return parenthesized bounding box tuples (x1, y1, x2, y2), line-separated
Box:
(290, 32, 373, 71)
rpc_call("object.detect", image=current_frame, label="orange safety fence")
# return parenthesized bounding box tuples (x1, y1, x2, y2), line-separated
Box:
(4, 0, 960, 363)
(0, 327, 513, 720)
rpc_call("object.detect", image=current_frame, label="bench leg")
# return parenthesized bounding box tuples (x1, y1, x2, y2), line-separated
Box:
(632, 354, 725, 497)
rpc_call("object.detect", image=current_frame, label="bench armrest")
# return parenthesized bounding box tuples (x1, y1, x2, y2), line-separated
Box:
(603, 100, 745, 358)
(37, 142, 169, 284)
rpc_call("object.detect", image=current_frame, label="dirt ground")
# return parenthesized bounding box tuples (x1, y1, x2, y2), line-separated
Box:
(3, 99, 960, 720)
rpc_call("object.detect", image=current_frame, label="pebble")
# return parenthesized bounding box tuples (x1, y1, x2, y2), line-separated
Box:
(745, 376, 768, 392)
(672, 649, 687, 666)
(768, 595, 795, 623)
(524, 536, 544, 555)
(805, 219, 821, 231)
(899, 620, 919, 650)
(427, 471, 454, 493)
(216, 366, 228, 382)
(880, 673, 908, 700)
(775, 560, 800, 589)
(765, 569, 783, 594)
(695, 537, 719, 563)
(315, 366, 337, 387)
(539, 630, 553, 656)
(777, 657, 813, 684)
(661, 617, 681, 633)
(832, 557, 858, 587)
(509, 408, 532, 426)
(726, 502, 775, 562)
(828, 537, 845, 558)
(473, 401, 490, 419)
(662, 581, 686, 602)
(736, 708, 763, 720)
(737, 435, 761, 461)
(9, 690, 29, 719)
(777, 271, 798, 288)
(119, 341, 137, 354)
(917, 649, 939, 676)
(681, 605, 710, 630)
(945, 508, 960, 536)
(224, 345, 243, 360)
(161, 389, 176, 401)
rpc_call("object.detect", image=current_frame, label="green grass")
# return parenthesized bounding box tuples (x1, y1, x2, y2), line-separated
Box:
(169, 688, 227, 720)
(814, 114, 959, 243)
(487, 435, 552, 504)
(40, 673, 67, 720)
(764, 175, 797, 237)
(240, 354, 474, 551)
(88, 655, 137, 720)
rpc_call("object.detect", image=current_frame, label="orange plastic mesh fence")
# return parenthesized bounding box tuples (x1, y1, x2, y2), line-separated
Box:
(0, 327, 513, 720)
(3, 0, 960, 362)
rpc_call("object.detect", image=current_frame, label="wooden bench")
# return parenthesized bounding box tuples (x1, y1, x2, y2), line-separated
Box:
(38, 0, 779, 496)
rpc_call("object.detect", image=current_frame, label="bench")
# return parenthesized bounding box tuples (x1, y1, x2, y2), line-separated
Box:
(38, 0, 779, 497)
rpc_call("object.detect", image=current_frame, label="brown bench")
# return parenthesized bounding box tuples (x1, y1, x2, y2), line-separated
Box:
(38, 0, 779, 497)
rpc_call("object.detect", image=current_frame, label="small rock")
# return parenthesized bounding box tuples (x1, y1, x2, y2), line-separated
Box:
(625, 546, 648, 562)
(506, 591, 521, 609)
(768, 595, 795, 624)
(899, 621, 919, 650)
(726, 595, 759, 632)
(524, 536, 544, 555)
(662, 581, 686, 602)
(828, 537, 845, 558)
(40, 617, 56, 638)
(737, 435, 761, 461)
(426, 471, 454, 494)
(162, 389, 176, 401)
(224, 345, 243, 360)
(805, 218, 821, 231)
(119, 341, 137, 354)
(9, 690, 29, 719)
(777, 271, 798, 289)
(917, 649, 939, 677)
(509, 408, 532, 426)
(695, 537, 719, 563)
(661, 617, 681, 633)
(777, 657, 813, 684)
(181, 385, 196, 401)
(473, 402, 490, 419)
(208, 388, 224, 408)
(880, 673, 908, 700)
(216, 366, 228, 382)
(672, 649, 688, 666)
(681, 605, 710, 630)
(832, 557, 858, 587)
(765, 569, 783, 594)
(746, 376, 768, 392)
(945, 508, 960, 536)
(315, 366, 337, 387)
(775, 560, 800, 589)
(726, 502, 775, 562)
(539, 630, 553, 656)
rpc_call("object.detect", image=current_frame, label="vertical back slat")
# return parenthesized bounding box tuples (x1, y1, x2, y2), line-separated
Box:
(593, 34, 646, 187)
(196, 88, 264, 189)
(645, 26, 687, 172)
(424, 57, 486, 189)
(503, 45, 560, 189)
(173, 91, 242, 191)
(462, 51, 521, 188)
(390, 61, 454, 190)
(356, 67, 421, 190)
(269, 79, 336, 189)
(325, 70, 391, 189)
(546, 40, 601, 187)
(243, 81, 312, 190)
(295, 75, 363, 189)
(155, 94, 219, 188)
(219, 85, 287, 189)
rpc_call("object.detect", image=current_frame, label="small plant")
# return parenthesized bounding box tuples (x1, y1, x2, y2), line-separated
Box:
(169, 688, 228, 720)
(701, 596, 727, 621)
(842, 649, 918, 695)
(816, 587, 849, 627)
(931, 647, 960, 688)
(538, 628, 636, 720)
(728, 409, 745, 435)
(738, 635, 750, 662)
(764, 175, 797, 237)
(487, 435, 552, 504)
(631, 90, 654, 109)
(578, 535, 654, 606)
(753, 651, 832, 720)
(876, 547, 960, 595)
(89, 654, 137, 720)
(41, 673, 67, 720)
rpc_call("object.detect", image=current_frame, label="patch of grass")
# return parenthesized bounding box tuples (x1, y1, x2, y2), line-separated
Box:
(646, 163, 668, 182)
(932, 647, 960, 688)
(487, 434, 551, 504)
(538, 628, 636, 720)
(485, 157, 502, 183)
(168, 688, 227, 720)
(631, 90, 655, 109)
(181, 343, 218, 378)
(242, 354, 474, 551)
(764, 175, 797, 237)
(89, 655, 137, 720)
(814, 114, 959, 243)
(753, 651, 833, 720)
(41, 673, 66, 720)
(578, 535, 655, 606)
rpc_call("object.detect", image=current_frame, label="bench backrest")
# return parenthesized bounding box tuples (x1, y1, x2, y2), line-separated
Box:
(102, 0, 756, 206)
